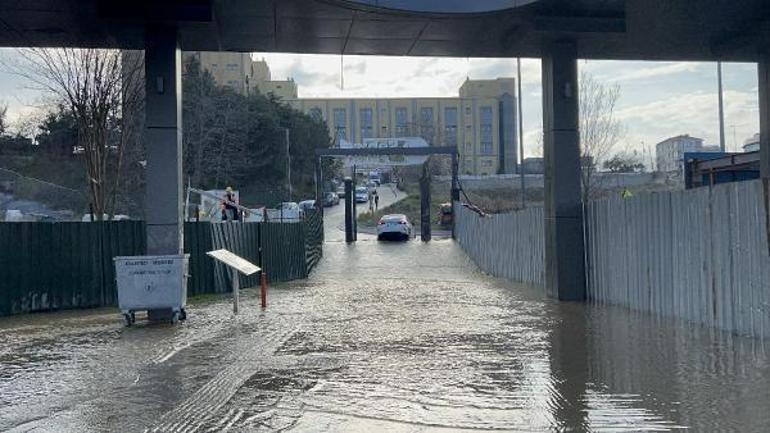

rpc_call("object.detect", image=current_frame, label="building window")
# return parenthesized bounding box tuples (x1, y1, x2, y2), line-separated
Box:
(333, 108, 347, 143)
(481, 160, 493, 167)
(465, 106, 471, 115)
(480, 106, 493, 155)
(420, 107, 434, 144)
(360, 108, 373, 139)
(309, 107, 323, 122)
(395, 107, 408, 137)
(226, 63, 239, 71)
(444, 107, 457, 146)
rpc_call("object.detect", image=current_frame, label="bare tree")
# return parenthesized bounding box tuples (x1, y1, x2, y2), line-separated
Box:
(579, 71, 624, 202)
(0, 101, 8, 135)
(7, 48, 143, 219)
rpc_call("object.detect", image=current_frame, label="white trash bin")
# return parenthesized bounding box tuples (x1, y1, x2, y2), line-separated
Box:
(114, 254, 189, 326)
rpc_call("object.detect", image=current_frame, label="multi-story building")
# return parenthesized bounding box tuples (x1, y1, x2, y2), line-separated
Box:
(181, 53, 518, 175)
(182, 52, 298, 99)
(743, 133, 760, 152)
(287, 78, 518, 175)
(656, 134, 720, 174)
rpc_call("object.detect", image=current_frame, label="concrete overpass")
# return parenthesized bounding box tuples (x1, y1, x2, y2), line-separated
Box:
(2, 0, 769, 300)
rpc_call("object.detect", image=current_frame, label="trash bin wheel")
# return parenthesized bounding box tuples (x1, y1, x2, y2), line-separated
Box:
(122, 312, 135, 327)
(179, 308, 187, 321)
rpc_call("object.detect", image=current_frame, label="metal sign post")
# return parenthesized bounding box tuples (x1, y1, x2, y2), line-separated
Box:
(206, 249, 261, 314)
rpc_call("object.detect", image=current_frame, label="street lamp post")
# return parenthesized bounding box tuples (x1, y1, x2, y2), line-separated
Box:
(285, 128, 292, 201)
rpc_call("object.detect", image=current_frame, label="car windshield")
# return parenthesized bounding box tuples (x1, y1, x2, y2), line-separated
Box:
(355, 187, 367, 193)
(382, 214, 406, 223)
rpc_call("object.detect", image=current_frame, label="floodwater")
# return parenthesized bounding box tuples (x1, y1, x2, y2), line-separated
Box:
(2, 238, 770, 432)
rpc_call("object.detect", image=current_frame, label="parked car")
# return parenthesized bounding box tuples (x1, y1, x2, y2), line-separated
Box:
(355, 186, 369, 203)
(366, 180, 378, 193)
(266, 201, 301, 221)
(298, 199, 316, 214)
(81, 213, 131, 222)
(336, 185, 346, 198)
(322, 192, 339, 207)
(377, 214, 413, 241)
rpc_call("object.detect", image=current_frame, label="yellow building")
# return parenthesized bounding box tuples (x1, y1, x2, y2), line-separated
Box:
(186, 53, 517, 175)
(287, 78, 518, 175)
(182, 52, 298, 100)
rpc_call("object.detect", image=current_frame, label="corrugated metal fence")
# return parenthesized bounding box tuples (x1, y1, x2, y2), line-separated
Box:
(587, 179, 770, 338)
(1, 216, 324, 316)
(454, 204, 545, 287)
(0, 221, 146, 316)
(454, 180, 770, 338)
(304, 209, 324, 272)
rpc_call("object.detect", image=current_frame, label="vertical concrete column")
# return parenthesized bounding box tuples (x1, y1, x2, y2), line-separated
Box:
(420, 161, 431, 242)
(344, 178, 354, 243)
(760, 52, 770, 180)
(144, 26, 183, 255)
(759, 49, 770, 252)
(541, 40, 586, 301)
(315, 157, 324, 216)
(451, 152, 460, 239)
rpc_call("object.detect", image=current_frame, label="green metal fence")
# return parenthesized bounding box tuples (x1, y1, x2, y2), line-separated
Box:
(0, 215, 324, 317)
(0, 221, 145, 316)
(304, 209, 324, 273)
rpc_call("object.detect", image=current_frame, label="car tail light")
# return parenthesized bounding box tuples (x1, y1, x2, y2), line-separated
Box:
(399, 221, 407, 225)
(378, 220, 385, 225)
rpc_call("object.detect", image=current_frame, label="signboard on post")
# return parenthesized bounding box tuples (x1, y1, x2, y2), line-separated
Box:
(206, 249, 261, 314)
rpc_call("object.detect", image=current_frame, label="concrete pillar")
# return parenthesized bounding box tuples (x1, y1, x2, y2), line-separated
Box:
(541, 40, 586, 301)
(760, 53, 770, 180)
(344, 178, 354, 243)
(759, 50, 770, 253)
(144, 26, 183, 255)
(315, 157, 324, 215)
(451, 152, 460, 239)
(420, 162, 431, 241)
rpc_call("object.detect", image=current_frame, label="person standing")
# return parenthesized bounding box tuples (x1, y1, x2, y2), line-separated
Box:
(374, 191, 380, 211)
(221, 186, 240, 221)
(368, 190, 374, 212)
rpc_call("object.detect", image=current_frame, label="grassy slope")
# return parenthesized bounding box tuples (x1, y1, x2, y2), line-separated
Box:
(358, 182, 451, 230)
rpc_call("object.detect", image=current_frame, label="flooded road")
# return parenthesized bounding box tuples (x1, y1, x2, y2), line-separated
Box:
(2, 237, 770, 431)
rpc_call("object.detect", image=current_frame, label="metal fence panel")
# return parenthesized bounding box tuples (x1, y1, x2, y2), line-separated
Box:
(1, 216, 322, 317)
(0, 221, 146, 316)
(454, 203, 545, 287)
(587, 180, 770, 338)
(304, 209, 324, 274)
(261, 221, 308, 282)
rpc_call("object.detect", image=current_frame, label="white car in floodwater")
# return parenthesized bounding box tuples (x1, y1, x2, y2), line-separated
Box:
(355, 186, 369, 203)
(377, 214, 413, 241)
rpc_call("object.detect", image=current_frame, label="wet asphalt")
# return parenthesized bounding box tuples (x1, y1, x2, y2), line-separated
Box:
(2, 192, 770, 432)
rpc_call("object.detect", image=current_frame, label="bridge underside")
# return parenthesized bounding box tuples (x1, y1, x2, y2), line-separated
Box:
(1, 0, 768, 62)
(2, 0, 769, 300)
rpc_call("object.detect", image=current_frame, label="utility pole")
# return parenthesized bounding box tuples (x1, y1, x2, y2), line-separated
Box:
(285, 128, 292, 201)
(517, 57, 526, 209)
(718, 61, 726, 152)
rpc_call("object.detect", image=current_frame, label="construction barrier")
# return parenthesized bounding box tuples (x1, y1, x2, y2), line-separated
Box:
(0, 221, 145, 316)
(0, 215, 323, 317)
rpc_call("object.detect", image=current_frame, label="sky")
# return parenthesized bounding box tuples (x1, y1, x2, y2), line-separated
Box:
(255, 53, 760, 162)
(0, 48, 760, 162)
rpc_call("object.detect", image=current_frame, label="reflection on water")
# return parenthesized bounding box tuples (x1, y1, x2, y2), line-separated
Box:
(1, 240, 769, 432)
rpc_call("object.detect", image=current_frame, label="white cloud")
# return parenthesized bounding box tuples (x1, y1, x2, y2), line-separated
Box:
(587, 61, 703, 83)
(616, 89, 758, 152)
